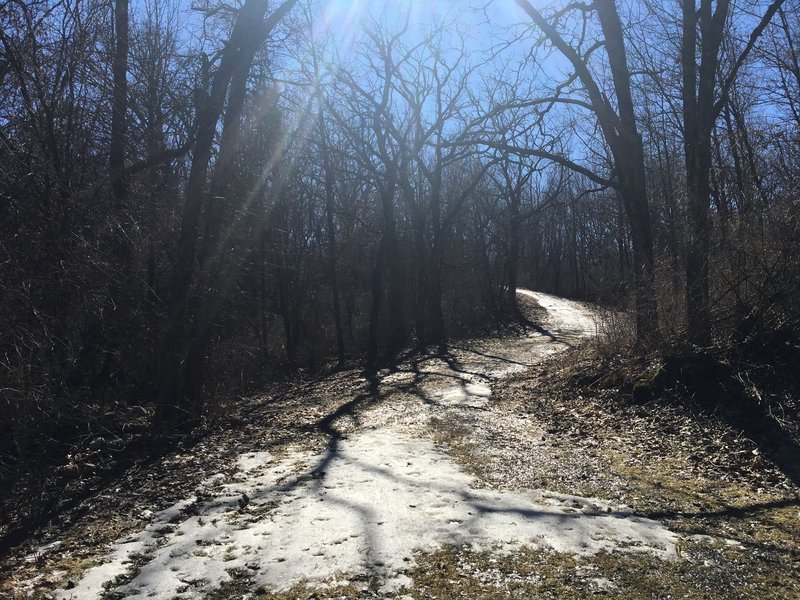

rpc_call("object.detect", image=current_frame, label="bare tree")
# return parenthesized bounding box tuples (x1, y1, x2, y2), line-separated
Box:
(681, 0, 785, 346)
(156, 0, 298, 426)
(110, 0, 129, 204)
(497, 0, 659, 344)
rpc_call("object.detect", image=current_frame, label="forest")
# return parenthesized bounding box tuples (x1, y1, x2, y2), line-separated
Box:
(1, 0, 799, 597)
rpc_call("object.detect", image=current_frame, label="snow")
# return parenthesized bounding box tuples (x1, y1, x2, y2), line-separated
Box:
(236, 451, 273, 473)
(434, 381, 492, 408)
(517, 289, 598, 340)
(58, 428, 676, 599)
(55, 498, 197, 600)
(55, 290, 677, 599)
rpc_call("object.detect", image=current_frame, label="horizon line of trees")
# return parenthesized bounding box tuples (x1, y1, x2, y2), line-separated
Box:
(1, 0, 798, 463)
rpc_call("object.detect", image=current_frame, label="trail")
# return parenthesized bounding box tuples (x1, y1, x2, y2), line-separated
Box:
(53, 290, 677, 599)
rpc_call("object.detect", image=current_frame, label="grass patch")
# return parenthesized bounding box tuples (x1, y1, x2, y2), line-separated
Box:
(408, 541, 799, 599)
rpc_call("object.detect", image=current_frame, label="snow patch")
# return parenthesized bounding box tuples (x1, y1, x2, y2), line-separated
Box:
(235, 451, 273, 473)
(517, 289, 598, 339)
(56, 497, 196, 600)
(59, 427, 676, 599)
(435, 381, 492, 408)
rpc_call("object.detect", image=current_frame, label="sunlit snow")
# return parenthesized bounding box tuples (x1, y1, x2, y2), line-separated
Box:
(56, 291, 674, 599)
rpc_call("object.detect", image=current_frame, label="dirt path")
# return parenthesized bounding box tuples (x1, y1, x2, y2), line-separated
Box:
(29, 290, 686, 599)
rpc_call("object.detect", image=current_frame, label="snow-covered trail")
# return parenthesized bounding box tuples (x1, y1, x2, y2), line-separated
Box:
(517, 289, 598, 340)
(54, 291, 677, 599)
(397, 289, 598, 409)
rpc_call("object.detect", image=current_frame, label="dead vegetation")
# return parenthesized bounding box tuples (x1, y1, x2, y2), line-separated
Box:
(2, 304, 799, 599)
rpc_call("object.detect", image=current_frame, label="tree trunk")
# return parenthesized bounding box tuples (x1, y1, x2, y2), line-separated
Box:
(426, 243, 446, 349)
(380, 173, 406, 355)
(620, 154, 659, 345)
(366, 239, 384, 365)
(596, 0, 659, 344)
(685, 158, 713, 346)
(410, 206, 428, 347)
(424, 148, 446, 348)
(680, 0, 727, 347)
(320, 118, 345, 365)
(506, 189, 521, 316)
(155, 0, 297, 428)
(110, 0, 128, 204)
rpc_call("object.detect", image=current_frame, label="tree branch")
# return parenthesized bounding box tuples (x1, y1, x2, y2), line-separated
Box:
(712, 0, 786, 119)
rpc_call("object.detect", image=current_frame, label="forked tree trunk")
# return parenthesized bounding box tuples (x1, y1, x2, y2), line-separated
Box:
(155, 0, 297, 428)
(680, 0, 785, 346)
(681, 0, 719, 347)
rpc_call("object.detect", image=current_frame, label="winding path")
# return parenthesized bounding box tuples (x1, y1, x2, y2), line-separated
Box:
(56, 291, 677, 599)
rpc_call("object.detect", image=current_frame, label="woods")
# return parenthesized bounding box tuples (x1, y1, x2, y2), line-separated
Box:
(2, 0, 799, 509)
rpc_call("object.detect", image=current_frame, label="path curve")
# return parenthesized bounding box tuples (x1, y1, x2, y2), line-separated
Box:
(54, 291, 677, 599)
(517, 289, 598, 340)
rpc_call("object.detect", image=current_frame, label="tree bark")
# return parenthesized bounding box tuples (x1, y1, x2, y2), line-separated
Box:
(681, 0, 785, 346)
(155, 0, 297, 428)
(320, 117, 346, 365)
(515, 0, 660, 344)
(110, 0, 129, 204)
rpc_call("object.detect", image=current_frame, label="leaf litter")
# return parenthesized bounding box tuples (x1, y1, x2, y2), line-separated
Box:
(5, 290, 798, 599)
